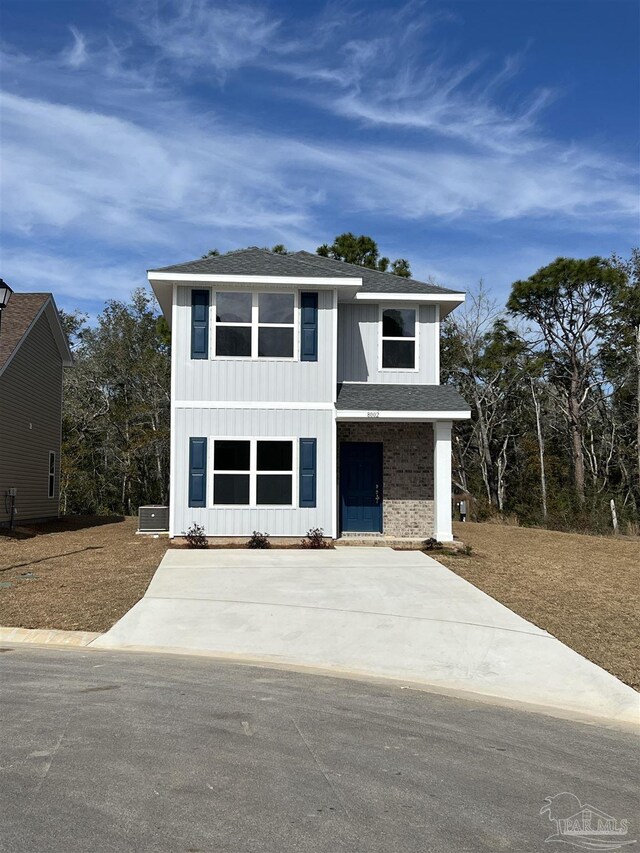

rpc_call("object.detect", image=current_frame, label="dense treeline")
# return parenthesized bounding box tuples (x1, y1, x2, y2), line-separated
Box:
(443, 251, 639, 533)
(60, 289, 170, 516)
(60, 238, 639, 535)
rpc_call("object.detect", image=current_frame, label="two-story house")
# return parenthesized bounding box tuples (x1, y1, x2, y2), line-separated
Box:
(0, 290, 73, 526)
(148, 248, 470, 542)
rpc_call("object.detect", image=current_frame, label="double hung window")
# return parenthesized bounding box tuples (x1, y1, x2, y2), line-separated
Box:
(381, 307, 417, 369)
(215, 292, 295, 359)
(212, 439, 294, 505)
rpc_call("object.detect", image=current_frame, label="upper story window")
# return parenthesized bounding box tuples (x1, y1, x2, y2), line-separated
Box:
(381, 307, 417, 370)
(215, 291, 296, 359)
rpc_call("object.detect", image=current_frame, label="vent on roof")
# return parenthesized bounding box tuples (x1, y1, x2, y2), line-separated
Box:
(138, 505, 169, 534)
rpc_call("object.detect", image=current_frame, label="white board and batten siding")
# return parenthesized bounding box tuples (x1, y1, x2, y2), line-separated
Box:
(173, 285, 336, 403)
(171, 284, 336, 537)
(172, 407, 334, 537)
(337, 303, 438, 384)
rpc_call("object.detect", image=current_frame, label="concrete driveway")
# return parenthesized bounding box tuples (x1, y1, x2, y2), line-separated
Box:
(92, 548, 639, 724)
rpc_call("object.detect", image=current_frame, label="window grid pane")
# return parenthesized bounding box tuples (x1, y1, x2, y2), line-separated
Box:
(216, 291, 252, 323)
(216, 326, 252, 357)
(214, 440, 250, 471)
(214, 474, 250, 505)
(382, 308, 415, 338)
(258, 327, 294, 358)
(257, 474, 292, 505)
(382, 340, 416, 369)
(257, 441, 293, 471)
(259, 293, 294, 324)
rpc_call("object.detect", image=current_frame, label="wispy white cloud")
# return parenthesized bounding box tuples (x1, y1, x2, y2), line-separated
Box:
(1, 85, 635, 262)
(124, 0, 555, 155)
(0, 0, 637, 312)
(61, 26, 88, 68)
(0, 247, 143, 310)
(123, 0, 284, 80)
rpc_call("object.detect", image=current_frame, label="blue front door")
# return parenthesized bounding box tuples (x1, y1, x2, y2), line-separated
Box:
(340, 442, 383, 533)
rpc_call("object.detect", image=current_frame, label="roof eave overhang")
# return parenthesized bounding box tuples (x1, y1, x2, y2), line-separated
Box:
(335, 409, 471, 421)
(353, 292, 465, 317)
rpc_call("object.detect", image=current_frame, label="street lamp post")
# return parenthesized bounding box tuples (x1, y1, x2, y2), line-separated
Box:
(0, 280, 13, 335)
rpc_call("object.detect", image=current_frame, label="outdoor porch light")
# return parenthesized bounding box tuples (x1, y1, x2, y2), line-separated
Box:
(0, 280, 13, 310)
(0, 280, 13, 334)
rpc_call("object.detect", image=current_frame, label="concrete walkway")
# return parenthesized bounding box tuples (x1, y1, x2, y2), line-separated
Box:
(92, 548, 639, 724)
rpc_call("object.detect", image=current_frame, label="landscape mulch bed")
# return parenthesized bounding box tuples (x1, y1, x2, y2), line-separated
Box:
(0, 516, 167, 633)
(437, 522, 640, 690)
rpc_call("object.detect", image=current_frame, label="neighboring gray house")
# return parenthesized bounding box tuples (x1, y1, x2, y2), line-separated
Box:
(148, 248, 470, 541)
(0, 293, 73, 526)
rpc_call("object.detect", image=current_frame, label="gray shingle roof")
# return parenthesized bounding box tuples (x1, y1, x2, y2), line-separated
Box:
(0, 293, 49, 371)
(293, 251, 461, 296)
(150, 248, 462, 296)
(336, 383, 469, 412)
(151, 248, 353, 278)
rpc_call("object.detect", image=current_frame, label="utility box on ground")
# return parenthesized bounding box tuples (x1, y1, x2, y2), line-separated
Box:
(138, 505, 169, 534)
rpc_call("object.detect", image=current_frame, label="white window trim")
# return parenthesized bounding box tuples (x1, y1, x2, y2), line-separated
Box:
(378, 304, 419, 372)
(211, 290, 299, 362)
(209, 436, 298, 508)
(48, 450, 56, 499)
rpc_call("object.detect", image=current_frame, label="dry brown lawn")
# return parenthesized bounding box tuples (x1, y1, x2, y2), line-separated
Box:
(438, 522, 640, 690)
(0, 517, 167, 633)
(1, 516, 638, 691)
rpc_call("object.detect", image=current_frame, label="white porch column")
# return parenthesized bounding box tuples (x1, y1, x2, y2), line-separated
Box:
(433, 420, 453, 542)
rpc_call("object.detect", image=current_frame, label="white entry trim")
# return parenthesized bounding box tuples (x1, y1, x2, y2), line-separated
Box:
(336, 409, 471, 421)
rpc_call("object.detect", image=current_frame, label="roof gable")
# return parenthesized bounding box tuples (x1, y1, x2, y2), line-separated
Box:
(0, 293, 73, 376)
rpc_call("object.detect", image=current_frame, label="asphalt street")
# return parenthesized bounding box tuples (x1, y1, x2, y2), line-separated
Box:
(1, 646, 638, 853)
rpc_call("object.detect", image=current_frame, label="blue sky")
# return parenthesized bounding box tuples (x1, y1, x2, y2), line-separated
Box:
(1, 0, 638, 316)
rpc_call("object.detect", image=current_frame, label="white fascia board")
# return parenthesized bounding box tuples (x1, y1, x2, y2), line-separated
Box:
(355, 292, 465, 304)
(147, 272, 361, 288)
(174, 400, 334, 409)
(335, 409, 471, 421)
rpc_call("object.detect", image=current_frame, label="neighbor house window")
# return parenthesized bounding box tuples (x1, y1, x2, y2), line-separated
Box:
(212, 439, 294, 505)
(381, 307, 417, 369)
(48, 451, 56, 498)
(215, 292, 295, 359)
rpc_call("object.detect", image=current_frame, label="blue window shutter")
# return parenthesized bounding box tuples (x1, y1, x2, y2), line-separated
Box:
(300, 292, 318, 362)
(189, 438, 207, 507)
(191, 290, 209, 359)
(299, 438, 317, 507)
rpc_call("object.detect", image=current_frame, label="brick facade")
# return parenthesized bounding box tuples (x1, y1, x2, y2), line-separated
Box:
(337, 422, 434, 537)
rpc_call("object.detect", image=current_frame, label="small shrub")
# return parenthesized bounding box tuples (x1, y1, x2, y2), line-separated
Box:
(248, 530, 271, 549)
(625, 520, 639, 537)
(461, 543, 474, 556)
(423, 537, 443, 551)
(301, 527, 330, 548)
(185, 523, 208, 549)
